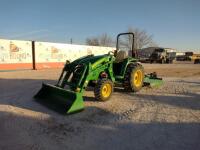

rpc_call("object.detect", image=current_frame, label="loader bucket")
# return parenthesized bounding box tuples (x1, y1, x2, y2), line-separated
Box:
(34, 83, 84, 114)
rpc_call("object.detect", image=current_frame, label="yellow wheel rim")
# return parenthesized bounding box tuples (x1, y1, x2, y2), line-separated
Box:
(101, 83, 112, 98)
(132, 70, 143, 87)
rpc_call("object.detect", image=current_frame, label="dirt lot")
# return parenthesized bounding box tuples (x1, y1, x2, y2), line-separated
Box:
(0, 63, 200, 150)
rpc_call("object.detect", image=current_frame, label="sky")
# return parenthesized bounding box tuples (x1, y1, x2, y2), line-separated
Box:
(0, 0, 199, 51)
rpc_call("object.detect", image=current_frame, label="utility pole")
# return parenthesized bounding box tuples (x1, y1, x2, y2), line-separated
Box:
(70, 38, 73, 44)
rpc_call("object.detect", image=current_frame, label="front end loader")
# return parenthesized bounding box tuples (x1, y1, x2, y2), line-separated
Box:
(34, 32, 163, 114)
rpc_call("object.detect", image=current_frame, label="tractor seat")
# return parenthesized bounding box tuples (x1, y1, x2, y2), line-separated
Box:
(115, 50, 128, 63)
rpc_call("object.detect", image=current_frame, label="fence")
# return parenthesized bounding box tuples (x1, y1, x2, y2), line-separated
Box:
(0, 39, 114, 70)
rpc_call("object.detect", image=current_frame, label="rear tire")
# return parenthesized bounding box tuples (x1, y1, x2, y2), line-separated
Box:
(94, 79, 113, 101)
(123, 64, 144, 92)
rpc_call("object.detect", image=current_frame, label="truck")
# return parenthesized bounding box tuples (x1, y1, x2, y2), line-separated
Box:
(190, 54, 200, 64)
(149, 48, 175, 64)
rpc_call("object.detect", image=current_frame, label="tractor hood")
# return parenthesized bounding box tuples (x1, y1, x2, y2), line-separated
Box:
(71, 54, 113, 66)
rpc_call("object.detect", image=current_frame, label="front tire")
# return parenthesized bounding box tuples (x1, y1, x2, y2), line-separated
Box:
(124, 64, 144, 92)
(94, 79, 113, 101)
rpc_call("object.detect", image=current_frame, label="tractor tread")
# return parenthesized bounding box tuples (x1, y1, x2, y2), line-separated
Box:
(94, 79, 113, 101)
(123, 64, 144, 92)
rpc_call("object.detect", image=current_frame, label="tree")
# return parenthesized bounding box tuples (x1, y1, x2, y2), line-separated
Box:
(86, 37, 100, 46)
(127, 27, 156, 49)
(99, 33, 113, 47)
(86, 28, 156, 49)
(86, 33, 113, 47)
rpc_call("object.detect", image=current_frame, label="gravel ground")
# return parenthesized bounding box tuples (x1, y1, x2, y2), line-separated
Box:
(0, 63, 200, 150)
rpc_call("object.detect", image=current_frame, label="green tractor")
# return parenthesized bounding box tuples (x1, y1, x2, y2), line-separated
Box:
(35, 33, 163, 114)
